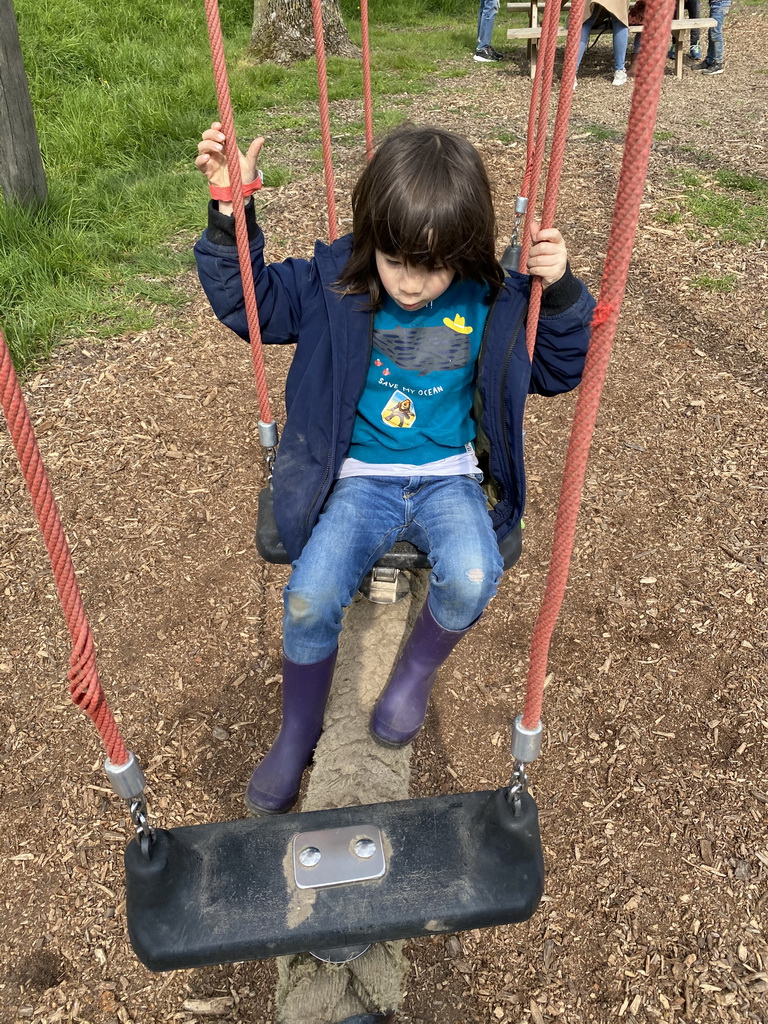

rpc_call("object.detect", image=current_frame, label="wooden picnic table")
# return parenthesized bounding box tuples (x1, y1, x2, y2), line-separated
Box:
(506, 0, 716, 79)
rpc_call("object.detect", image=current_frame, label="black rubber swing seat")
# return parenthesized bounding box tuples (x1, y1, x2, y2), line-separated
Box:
(125, 788, 544, 971)
(255, 486, 522, 571)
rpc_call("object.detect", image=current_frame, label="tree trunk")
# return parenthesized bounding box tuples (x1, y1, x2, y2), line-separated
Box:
(250, 0, 360, 64)
(0, 0, 47, 207)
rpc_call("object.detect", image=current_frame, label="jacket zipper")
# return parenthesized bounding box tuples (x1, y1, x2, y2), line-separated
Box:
(302, 310, 374, 546)
(498, 304, 528, 483)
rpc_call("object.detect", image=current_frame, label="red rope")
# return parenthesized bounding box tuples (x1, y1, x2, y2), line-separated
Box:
(360, 0, 374, 162)
(521, 0, 676, 730)
(310, 0, 339, 240)
(519, 0, 563, 275)
(521, 0, 587, 360)
(0, 330, 129, 765)
(203, 0, 274, 425)
(539, 0, 586, 230)
(513, 0, 570, 364)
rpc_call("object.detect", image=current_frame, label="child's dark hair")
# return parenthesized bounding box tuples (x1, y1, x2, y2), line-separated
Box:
(337, 124, 504, 305)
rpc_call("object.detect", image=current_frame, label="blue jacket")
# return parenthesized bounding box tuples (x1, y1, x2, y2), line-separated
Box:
(195, 208, 595, 562)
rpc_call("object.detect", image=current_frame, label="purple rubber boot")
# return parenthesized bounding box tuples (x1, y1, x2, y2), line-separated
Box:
(245, 648, 337, 814)
(370, 601, 473, 748)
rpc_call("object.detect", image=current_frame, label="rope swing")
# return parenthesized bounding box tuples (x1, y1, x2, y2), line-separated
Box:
(0, 4, 681, 1017)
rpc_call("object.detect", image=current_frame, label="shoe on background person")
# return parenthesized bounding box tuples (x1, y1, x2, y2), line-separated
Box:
(690, 43, 702, 59)
(474, 44, 503, 62)
(701, 61, 724, 74)
(612, 68, 628, 86)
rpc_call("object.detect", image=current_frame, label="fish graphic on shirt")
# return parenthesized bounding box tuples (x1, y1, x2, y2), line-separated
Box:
(372, 323, 473, 376)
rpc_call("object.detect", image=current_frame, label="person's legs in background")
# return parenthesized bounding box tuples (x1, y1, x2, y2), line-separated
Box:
(475, 0, 502, 62)
(627, 32, 642, 76)
(686, 0, 702, 59)
(576, 9, 599, 71)
(610, 14, 629, 83)
(575, 11, 628, 85)
(701, 0, 730, 73)
(669, 0, 702, 59)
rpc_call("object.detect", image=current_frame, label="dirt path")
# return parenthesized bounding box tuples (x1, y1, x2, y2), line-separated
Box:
(1, 7, 767, 1024)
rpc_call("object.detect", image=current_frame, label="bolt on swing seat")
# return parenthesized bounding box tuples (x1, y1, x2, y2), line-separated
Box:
(125, 786, 543, 971)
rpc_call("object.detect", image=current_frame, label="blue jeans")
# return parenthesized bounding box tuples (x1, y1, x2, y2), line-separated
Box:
(282, 475, 503, 663)
(477, 0, 500, 49)
(686, 0, 701, 47)
(706, 0, 730, 64)
(577, 11, 629, 72)
(632, 0, 700, 55)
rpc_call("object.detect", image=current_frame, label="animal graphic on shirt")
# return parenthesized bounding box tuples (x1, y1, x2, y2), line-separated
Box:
(381, 391, 416, 428)
(373, 321, 473, 376)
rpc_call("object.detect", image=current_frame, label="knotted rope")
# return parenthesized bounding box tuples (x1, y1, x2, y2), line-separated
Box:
(0, 329, 128, 764)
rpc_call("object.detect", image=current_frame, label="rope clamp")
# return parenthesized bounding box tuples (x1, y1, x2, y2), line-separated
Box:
(258, 420, 279, 480)
(512, 195, 529, 243)
(104, 751, 154, 858)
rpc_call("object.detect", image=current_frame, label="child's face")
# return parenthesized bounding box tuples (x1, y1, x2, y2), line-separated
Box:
(375, 251, 454, 312)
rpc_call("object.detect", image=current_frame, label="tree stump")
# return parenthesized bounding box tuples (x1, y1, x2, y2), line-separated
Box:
(250, 0, 360, 64)
(0, 0, 47, 207)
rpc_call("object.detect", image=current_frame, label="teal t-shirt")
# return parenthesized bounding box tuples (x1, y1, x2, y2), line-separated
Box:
(347, 278, 491, 465)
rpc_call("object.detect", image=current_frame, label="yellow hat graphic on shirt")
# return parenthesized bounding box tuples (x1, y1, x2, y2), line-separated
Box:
(443, 314, 473, 334)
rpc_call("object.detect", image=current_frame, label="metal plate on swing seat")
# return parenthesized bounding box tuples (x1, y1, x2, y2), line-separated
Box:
(293, 824, 386, 889)
(124, 788, 544, 972)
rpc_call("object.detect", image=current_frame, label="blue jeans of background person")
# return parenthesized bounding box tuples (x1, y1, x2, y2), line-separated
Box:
(282, 474, 503, 663)
(477, 0, 500, 49)
(686, 0, 701, 47)
(632, 0, 700, 56)
(706, 0, 730, 63)
(577, 11, 629, 71)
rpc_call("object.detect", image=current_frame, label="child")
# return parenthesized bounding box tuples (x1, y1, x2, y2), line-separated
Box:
(194, 123, 595, 815)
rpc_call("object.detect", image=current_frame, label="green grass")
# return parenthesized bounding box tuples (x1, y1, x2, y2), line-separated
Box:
(689, 273, 738, 293)
(584, 124, 623, 142)
(715, 170, 768, 195)
(658, 167, 768, 245)
(1, 0, 472, 374)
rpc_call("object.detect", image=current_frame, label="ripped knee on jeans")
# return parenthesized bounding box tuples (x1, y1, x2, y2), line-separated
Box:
(465, 567, 486, 584)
